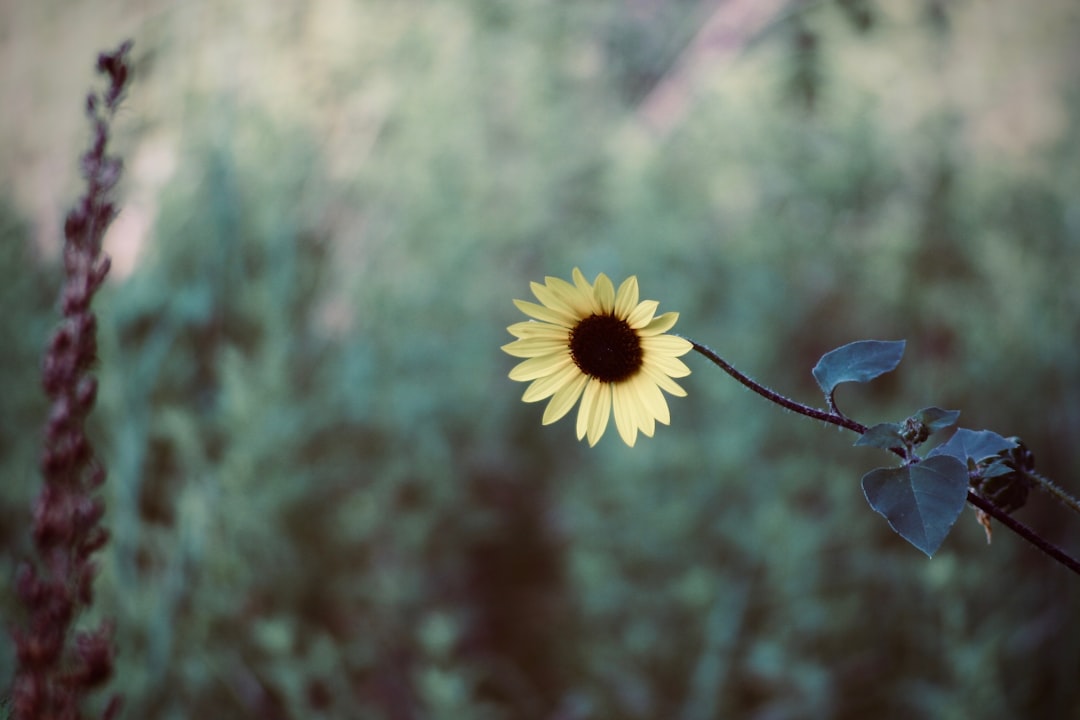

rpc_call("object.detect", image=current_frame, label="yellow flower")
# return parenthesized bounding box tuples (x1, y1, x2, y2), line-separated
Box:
(502, 268, 692, 447)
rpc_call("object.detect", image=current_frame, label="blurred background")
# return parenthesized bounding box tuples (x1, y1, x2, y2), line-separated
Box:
(3, 1, 1080, 718)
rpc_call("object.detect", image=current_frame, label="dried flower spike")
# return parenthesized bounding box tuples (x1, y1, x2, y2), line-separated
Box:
(11, 39, 132, 720)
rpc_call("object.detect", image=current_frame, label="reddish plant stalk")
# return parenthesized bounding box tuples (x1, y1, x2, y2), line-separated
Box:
(10, 40, 132, 720)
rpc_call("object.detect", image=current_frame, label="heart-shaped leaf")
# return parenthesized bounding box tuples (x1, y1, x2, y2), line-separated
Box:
(812, 340, 906, 399)
(913, 407, 961, 434)
(861, 455, 969, 557)
(927, 429, 1016, 465)
(854, 423, 905, 451)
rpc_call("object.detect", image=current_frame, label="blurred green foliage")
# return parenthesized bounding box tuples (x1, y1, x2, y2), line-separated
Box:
(3, 1, 1080, 718)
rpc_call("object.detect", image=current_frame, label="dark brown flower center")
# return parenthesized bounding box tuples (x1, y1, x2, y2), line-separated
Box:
(569, 314, 643, 383)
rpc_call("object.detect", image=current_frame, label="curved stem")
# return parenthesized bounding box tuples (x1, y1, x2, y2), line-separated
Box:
(966, 491, 1080, 575)
(1029, 471, 1080, 518)
(686, 338, 868, 434)
(685, 337, 1080, 577)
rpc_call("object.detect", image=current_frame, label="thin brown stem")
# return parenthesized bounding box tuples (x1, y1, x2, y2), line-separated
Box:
(965, 492, 1080, 575)
(1029, 471, 1080, 518)
(685, 339, 868, 434)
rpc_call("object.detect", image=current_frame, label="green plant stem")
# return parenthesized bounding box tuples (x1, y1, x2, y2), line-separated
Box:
(686, 338, 1080, 577)
(1029, 471, 1080, 517)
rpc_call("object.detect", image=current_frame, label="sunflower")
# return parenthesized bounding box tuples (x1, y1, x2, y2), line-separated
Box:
(502, 268, 692, 447)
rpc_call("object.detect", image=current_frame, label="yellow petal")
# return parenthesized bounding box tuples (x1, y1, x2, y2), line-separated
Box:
(593, 273, 615, 315)
(513, 299, 575, 327)
(508, 352, 572, 381)
(522, 361, 582, 402)
(571, 267, 593, 293)
(586, 382, 612, 446)
(641, 334, 693, 357)
(577, 379, 612, 445)
(612, 383, 638, 447)
(642, 363, 688, 397)
(542, 372, 588, 424)
(614, 276, 639, 319)
(635, 373, 670, 425)
(572, 268, 602, 315)
(545, 275, 594, 316)
(502, 337, 569, 358)
(626, 300, 659, 328)
(506, 321, 569, 340)
(530, 281, 580, 318)
(638, 311, 679, 336)
(576, 379, 600, 441)
(645, 353, 691, 379)
(620, 381, 654, 440)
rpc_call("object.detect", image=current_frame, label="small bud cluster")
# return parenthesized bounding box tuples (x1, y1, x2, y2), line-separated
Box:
(10, 40, 132, 720)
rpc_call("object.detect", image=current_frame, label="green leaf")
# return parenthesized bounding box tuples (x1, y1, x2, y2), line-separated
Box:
(854, 423, 905, 451)
(861, 455, 969, 557)
(979, 460, 1014, 479)
(812, 340, 906, 398)
(913, 407, 961, 433)
(927, 429, 1016, 464)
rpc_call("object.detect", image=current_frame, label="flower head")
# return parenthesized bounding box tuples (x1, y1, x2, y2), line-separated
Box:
(503, 268, 692, 446)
